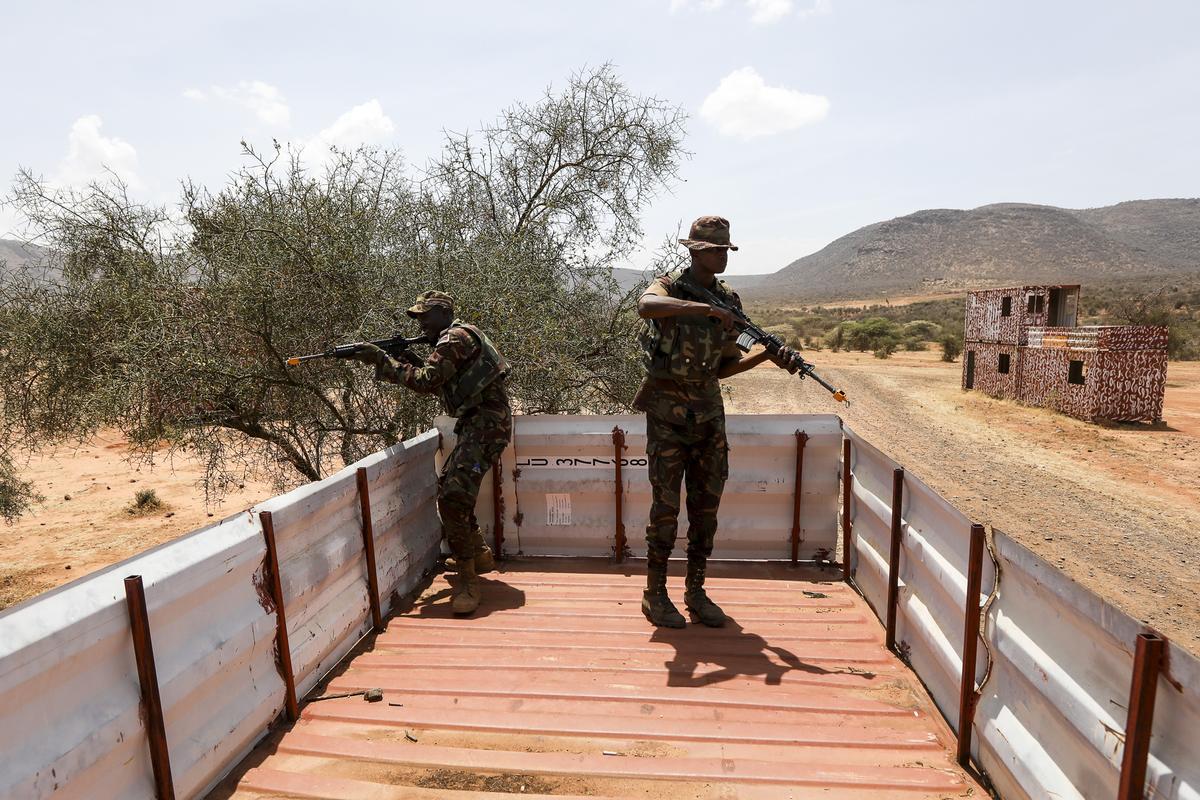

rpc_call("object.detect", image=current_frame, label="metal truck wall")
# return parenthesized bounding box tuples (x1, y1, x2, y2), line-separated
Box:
(0, 431, 442, 800)
(843, 426, 996, 733)
(974, 530, 1200, 800)
(440, 413, 842, 560)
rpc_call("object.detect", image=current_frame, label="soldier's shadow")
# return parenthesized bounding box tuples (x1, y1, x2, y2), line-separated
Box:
(650, 618, 875, 687)
(413, 574, 527, 619)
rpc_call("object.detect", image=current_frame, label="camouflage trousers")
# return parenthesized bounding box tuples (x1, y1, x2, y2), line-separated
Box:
(644, 411, 729, 564)
(439, 408, 512, 561)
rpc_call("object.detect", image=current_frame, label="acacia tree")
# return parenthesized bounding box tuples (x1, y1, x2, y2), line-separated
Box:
(0, 65, 685, 519)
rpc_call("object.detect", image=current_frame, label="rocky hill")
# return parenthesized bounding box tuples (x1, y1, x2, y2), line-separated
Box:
(0, 239, 49, 276)
(737, 199, 1200, 302)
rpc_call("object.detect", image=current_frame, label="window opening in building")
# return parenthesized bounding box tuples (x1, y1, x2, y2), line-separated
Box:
(1068, 360, 1086, 385)
(998, 353, 1010, 374)
(1027, 294, 1044, 314)
(1001, 296, 1012, 317)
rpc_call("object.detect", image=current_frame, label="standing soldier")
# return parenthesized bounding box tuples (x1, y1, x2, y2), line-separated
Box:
(351, 291, 511, 615)
(635, 216, 801, 628)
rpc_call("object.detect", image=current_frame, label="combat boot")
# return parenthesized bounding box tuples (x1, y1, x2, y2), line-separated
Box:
(452, 560, 482, 615)
(642, 561, 685, 628)
(684, 558, 727, 628)
(445, 528, 496, 574)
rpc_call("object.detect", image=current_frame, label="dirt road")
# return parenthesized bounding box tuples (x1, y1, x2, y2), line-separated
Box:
(726, 351, 1200, 654)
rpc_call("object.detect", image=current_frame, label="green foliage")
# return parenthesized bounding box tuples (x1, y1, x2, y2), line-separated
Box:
(941, 334, 962, 362)
(873, 341, 898, 359)
(840, 317, 900, 351)
(0, 65, 687, 519)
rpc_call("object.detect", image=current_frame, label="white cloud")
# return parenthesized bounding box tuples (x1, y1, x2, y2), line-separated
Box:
(185, 80, 291, 127)
(304, 100, 396, 160)
(670, 0, 828, 23)
(54, 115, 144, 190)
(746, 0, 792, 24)
(700, 67, 830, 139)
(670, 0, 725, 10)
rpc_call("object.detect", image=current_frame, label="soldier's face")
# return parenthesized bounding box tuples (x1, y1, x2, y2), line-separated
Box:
(692, 248, 729, 274)
(417, 308, 452, 340)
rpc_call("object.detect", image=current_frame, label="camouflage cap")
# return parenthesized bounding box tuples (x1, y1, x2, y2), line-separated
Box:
(679, 215, 738, 251)
(406, 290, 455, 317)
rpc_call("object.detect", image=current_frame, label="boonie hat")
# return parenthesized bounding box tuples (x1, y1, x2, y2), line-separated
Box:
(679, 215, 738, 251)
(406, 290, 455, 317)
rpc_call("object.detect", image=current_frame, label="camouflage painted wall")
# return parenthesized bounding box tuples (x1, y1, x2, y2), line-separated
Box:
(1097, 326, 1169, 352)
(962, 342, 1021, 399)
(1018, 347, 1097, 419)
(1091, 350, 1168, 421)
(964, 287, 1052, 345)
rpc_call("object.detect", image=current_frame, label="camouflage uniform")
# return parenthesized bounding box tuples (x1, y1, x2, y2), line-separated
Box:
(635, 215, 744, 628)
(358, 292, 511, 614)
(372, 324, 511, 563)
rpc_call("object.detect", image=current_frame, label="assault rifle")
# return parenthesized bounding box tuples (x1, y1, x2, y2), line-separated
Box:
(674, 280, 848, 404)
(286, 333, 429, 367)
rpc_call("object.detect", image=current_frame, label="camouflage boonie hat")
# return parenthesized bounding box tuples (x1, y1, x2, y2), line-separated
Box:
(679, 215, 738, 251)
(406, 290, 455, 317)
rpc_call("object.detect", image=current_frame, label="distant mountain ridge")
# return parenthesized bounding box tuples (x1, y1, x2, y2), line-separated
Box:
(737, 199, 1200, 301)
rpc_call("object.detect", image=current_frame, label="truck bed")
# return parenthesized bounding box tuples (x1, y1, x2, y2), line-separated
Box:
(214, 559, 980, 799)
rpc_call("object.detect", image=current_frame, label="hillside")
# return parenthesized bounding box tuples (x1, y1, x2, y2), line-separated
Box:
(738, 199, 1200, 302)
(0, 239, 49, 276)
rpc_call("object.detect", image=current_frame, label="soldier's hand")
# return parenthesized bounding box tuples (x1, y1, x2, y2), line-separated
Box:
(772, 346, 804, 374)
(351, 343, 390, 366)
(705, 305, 736, 331)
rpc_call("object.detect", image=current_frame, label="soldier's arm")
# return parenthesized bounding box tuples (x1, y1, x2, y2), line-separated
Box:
(714, 289, 775, 378)
(394, 329, 476, 393)
(637, 281, 735, 329)
(717, 346, 773, 378)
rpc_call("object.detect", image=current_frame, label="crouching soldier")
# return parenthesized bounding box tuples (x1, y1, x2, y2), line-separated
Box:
(634, 216, 801, 628)
(351, 290, 511, 615)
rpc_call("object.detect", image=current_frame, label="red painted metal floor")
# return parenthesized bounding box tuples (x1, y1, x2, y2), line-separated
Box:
(217, 560, 980, 799)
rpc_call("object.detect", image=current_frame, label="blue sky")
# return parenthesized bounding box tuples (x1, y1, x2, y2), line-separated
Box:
(2, 0, 1197, 275)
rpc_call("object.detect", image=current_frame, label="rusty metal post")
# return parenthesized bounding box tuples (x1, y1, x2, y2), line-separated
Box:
(123, 575, 176, 800)
(260, 510, 299, 721)
(491, 458, 505, 558)
(885, 467, 904, 652)
(790, 431, 809, 565)
(1118, 632, 1166, 800)
(612, 426, 627, 563)
(841, 438, 852, 581)
(956, 523, 986, 766)
(355, 468, 383, 632)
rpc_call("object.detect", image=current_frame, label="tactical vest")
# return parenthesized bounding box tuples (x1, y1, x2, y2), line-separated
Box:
(440, 321, 508, 417)
(639, 269, 735, 383)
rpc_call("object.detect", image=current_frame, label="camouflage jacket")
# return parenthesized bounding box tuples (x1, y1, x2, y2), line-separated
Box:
(373, 322, 511, 425)
(633, 268, 742, 425)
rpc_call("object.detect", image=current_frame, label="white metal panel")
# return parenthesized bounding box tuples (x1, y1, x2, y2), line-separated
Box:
(443, 414, 842, 560)
(975, 530, 1143, 800)
(0, 429, 443, 800)
(1151, 638, 1200, 800)
(364, 430, 442, 607)
(843, 426, 996, 734)
(0, 511, 279, 800)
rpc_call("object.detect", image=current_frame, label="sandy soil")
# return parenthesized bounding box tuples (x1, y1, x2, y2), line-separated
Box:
(0, 432, 276, 610)
(725, 351, 1200, 655)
